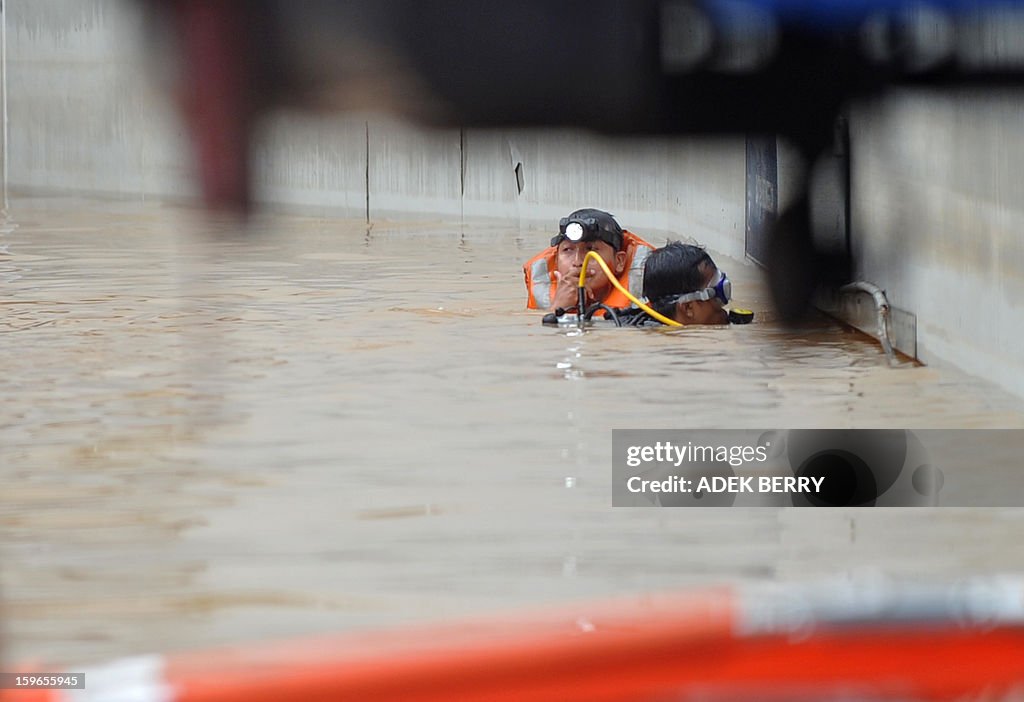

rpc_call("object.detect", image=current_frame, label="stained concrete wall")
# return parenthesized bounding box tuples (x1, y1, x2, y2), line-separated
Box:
(204, 113, 749, 257)
(6, 0, 194, 199)
(4, 0, 747, 259)
(460, 129, 745, 257)
(850, 91, 1024, 398)
(250, 114, 369, 218)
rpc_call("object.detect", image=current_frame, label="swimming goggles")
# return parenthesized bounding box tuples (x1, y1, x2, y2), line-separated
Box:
(668, 268, 732, 305)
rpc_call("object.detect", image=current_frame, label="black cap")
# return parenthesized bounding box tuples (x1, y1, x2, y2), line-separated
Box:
(550, 208, 624, 250)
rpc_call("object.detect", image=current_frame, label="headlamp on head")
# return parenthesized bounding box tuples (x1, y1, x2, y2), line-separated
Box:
(551, 213, 623, 250)
(564, 221, 585, 242)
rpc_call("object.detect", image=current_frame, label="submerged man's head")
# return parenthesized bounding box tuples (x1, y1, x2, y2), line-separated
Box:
(550, 208, 627, 302)
(642, 242, 730, 325)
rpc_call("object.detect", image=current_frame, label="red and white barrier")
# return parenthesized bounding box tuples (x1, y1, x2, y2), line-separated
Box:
(6, 581, 1024, 702)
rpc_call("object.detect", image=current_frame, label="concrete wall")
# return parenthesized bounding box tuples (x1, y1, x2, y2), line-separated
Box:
(250, 114, 369, 219)
(6, 0, 195, 199)
(4, 0, 747, 259)
(460, 129, 745, 257)
(249, 115, 746, 256)
(850, 91, 1024, 398)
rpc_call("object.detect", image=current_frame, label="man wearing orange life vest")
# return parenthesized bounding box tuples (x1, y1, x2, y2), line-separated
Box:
(523, 208, 654, 313)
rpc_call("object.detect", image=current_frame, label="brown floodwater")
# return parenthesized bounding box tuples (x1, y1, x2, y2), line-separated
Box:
(2, 195, 1024, 666)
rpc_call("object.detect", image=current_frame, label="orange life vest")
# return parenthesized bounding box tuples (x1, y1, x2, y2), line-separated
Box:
(523, 230, 655, 310)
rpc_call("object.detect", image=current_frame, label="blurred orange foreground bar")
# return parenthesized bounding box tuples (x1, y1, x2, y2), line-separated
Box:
(6, 586, 1024, 701)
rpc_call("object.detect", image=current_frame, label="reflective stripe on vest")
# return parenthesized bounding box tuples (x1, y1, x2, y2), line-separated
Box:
(528, 256, 553, 310)
(627, 244, 651, 300)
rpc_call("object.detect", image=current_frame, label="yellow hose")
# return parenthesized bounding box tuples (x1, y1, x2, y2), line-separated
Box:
(578, 251, 683, 328)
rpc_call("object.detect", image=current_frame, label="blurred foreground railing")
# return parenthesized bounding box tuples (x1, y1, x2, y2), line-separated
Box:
(4, 579, 1024, 701)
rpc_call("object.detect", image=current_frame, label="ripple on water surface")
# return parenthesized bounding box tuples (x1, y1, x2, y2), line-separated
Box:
(2, 197, 1024, 664)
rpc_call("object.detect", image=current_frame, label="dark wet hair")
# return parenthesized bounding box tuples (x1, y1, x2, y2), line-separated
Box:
(642, 242, 715, 318)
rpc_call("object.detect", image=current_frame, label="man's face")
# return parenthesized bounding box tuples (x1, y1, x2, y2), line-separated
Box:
(674, 262, 729, 325)
(555, 238, 625, 300)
